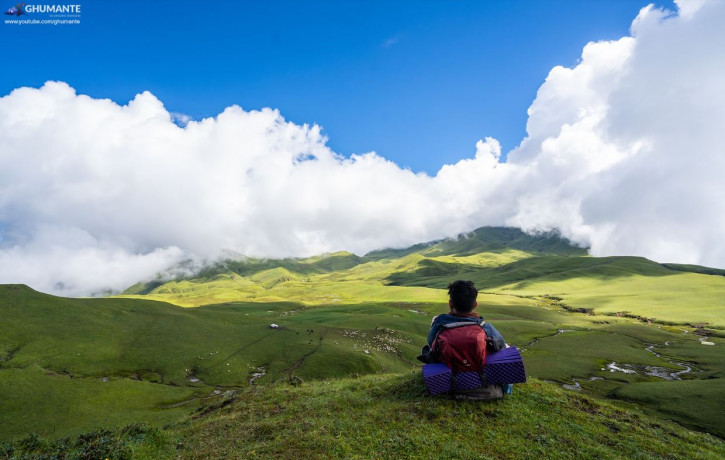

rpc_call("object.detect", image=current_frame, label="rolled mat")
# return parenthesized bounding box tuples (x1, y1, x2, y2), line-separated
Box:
(484, 346, 526, 384)
(422, 346, 526, 395)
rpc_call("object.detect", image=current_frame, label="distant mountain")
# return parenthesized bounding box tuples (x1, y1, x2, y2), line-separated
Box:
(119, 226, 725, 329)
(124, 226, 585, 295)
(365, 226, 587, 260)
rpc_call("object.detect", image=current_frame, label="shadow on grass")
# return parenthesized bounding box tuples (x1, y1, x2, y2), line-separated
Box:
(385, 255, 683, 290)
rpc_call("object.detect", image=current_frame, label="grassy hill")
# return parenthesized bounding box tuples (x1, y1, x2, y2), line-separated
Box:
(388, 255, 725, 327)
(1, 226, 724, 456)
(1, 285, 723, 442)
(120, 227, 725, 329)
(3, 374, 724, 459)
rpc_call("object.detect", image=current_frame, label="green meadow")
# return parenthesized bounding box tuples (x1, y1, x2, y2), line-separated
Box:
(121, 228, 725, 329)
(1, 227, 723, 457)
(4, 375, 723, 459)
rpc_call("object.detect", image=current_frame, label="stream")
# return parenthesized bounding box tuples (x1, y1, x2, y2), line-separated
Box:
(563, 341, 695, 391)
(249, 366, 266, 385)
(521, 328, 699, 389)
(563, 376, 603, 391)
(641, 343, 693, 380)
(521, 329, 573, 350)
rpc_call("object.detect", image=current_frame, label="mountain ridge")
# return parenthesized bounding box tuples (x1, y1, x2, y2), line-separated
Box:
(118, 227, 725, 330)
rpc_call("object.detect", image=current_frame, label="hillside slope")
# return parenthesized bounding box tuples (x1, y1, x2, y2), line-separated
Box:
(2, 226, 724, 449)
(3, 373, 723, 459)
(2, 283, 723, 442)
(119, 227, 725, 328)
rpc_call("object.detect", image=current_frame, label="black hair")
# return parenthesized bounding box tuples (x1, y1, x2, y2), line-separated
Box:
(447, 280, 478, 313)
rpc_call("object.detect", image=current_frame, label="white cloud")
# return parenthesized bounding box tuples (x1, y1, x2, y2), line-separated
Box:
(170, 111, 193, 127)
(508, 0, 725, 268)
(1, 0, 724, 296)
(382, 35, 401, 48)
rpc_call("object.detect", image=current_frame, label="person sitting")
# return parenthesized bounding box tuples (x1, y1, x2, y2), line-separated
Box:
(419, 280, 509, 399)
(427, 279, 506, 354)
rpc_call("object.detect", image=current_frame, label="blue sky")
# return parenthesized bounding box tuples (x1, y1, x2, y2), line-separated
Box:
(1, 0, 675, 174)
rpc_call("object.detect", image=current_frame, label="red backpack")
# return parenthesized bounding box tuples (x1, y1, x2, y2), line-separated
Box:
(432, 320, 487, 372)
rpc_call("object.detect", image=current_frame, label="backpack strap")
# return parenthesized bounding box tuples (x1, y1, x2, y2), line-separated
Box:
(441, 320, 485, 330)
(478, 369, 489, 387)
(434, 319, 485, 342)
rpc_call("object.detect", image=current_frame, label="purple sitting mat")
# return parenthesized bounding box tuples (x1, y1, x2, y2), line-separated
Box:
(422, 363, 485, 394)
(486, 346, 523, 364)
(423, 346, 526, 394)
(484, 362, 526, 384)
(423, 363, 454, 395)
(483, 346, 526, 384)
(422, 363, 451, 378)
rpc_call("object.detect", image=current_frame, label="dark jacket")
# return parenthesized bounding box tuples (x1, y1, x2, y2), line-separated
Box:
(427, 313, 506, 352)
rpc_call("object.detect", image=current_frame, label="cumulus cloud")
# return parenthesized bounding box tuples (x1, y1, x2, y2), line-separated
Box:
(507, 0, 725, 266)
(1, 0, 724, 295)
(170, 112, 193, 127)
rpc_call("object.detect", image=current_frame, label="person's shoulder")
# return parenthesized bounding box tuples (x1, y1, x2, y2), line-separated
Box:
(435, 313, 458, 321)
(436, 313, 483, 325)
(430, 313, 452, 326)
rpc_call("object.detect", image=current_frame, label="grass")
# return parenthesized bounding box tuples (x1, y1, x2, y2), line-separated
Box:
(507, 271, 725, 327)
(0, 424, 172, 460)
(3, 373, 723, 459)
(523, 330, 674, 381)
(0, 366, 200, 440)
(1, 226, 724, 453)
(2, 283, 723, 442)
(614, 378, 725, 437)
(171, 374, 724, 459)
(118, 229, 725, 329)
(386, 255, 725, 327)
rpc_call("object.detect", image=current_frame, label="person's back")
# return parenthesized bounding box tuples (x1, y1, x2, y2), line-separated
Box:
(427, 280, 506, 360)
(420, 280, 508, 399)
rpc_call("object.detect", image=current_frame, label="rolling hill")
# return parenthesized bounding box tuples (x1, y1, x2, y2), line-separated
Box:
(121, 227, 725, 328)
(1, 226, 723, 457)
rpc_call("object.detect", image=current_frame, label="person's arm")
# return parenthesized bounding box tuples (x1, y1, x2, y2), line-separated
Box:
(483, 322, 506, 351)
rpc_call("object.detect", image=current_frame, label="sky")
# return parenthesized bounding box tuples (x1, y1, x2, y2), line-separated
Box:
(1, 0, 724, 296)
(1, 0, 677, 173)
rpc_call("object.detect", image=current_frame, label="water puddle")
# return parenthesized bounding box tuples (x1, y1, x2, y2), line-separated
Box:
(606, 362, 638, 375)
(249, 366, 266, 385)
(563, 376, 603, 391)
(187, 367, 204, 384)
